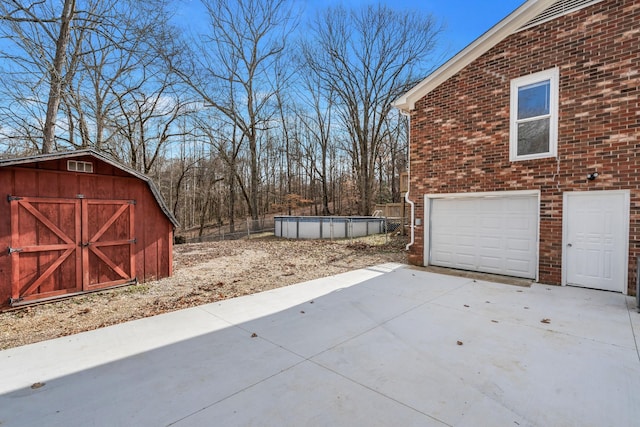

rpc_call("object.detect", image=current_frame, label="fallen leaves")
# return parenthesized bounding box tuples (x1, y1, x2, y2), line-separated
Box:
(346, 242, 371, 250)
(541, 318, 551, 324)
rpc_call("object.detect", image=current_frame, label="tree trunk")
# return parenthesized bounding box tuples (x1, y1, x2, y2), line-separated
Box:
(358, 148, 372, 216)
(320, 130, 331, 215)
(42, 0, 75, 153)
(228, 168, 236, 233)
(249, 134, 259, 223)
(198, 177, 223, 239)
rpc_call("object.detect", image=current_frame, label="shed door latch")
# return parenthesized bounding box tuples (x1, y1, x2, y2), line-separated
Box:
(8, 247, 23, 255)
(7, 195, 23, 202)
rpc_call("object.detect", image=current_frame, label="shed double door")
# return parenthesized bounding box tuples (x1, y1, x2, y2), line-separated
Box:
(9, 196, 136, 305)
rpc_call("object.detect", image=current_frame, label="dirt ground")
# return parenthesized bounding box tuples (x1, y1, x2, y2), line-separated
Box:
(0, 234, 407, 350)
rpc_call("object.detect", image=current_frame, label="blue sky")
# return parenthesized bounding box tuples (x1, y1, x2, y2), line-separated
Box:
(176, 0, 525, 65)
(309, 0, 526, 63)
(404, 1, 525, 60)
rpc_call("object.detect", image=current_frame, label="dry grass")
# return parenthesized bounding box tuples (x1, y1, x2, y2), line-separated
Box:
(0, 234, 407, 350)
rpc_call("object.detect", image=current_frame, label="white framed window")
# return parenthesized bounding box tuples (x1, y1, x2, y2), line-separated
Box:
(67, 160, 94, 173)
(509, 67, 559, 161)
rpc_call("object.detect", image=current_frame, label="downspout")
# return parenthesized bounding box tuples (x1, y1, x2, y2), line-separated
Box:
(400, 110, 415, 251)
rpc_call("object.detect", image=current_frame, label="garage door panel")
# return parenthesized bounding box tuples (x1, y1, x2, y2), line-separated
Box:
(479, 255, 502, 269)
(429, 195, 538, 279)
(508, 216, 530, 230)
(432, 253, 452, 264)
(455, 255, 476, 269)
(479, 217, 501, 229)
(507, 237, 532, 252)
(505, 258, 532, 274)
(479, 236, 501, 249)
(457, 235, 477, 247)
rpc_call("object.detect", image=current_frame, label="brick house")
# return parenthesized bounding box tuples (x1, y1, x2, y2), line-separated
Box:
(394, 0, 639, 294)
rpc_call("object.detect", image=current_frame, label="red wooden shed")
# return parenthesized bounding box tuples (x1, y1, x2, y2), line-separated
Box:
(0, 149, 178, 308)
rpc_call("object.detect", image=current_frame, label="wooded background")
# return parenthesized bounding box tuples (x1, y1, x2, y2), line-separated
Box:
(0, 0, 441, 238)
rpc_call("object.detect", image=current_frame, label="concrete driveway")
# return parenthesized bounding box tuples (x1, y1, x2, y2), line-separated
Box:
(1, 264, 639, 426)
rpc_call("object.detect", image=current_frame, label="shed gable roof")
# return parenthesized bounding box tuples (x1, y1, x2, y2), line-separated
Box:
(394, 0, 604, 111)
(0, 149, 179, 228)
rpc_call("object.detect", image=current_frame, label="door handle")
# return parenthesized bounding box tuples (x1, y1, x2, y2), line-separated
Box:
(567, 243, 572, 247)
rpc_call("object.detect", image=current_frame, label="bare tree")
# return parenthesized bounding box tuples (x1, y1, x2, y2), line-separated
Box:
(65, 1, 169, 151)
(273, 80, 298, 215)
(1, 0, 77, 152)
(0, 0, 109, 153)
(169, 0, 297, 223)
(196, 116, 245, 233)
(41, 0, 75, 153)
(296, 76, 334, 215)
(302, 4, 441, 215)
(109, 82, 193, 174)
(194, 156, 224, 239)
(0, 0, 173, 154)
(384, 112, 409, 203)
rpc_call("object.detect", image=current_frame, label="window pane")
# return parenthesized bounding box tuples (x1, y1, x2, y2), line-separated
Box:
(518, 80, 550, 119)
(517, 118, 550, 155)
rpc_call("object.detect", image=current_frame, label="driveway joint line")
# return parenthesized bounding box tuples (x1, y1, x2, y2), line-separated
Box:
(165, 359, 308, 426)
(308, 357, 452, 426)
(627, 302, 640, 362)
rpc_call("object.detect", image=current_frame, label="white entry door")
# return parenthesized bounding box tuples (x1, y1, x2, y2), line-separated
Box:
(563, 191, 629, 293)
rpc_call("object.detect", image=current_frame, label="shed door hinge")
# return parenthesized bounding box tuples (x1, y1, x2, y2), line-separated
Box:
(9, 297, 24, 305)
(129, 200, 136, 205)
(8, 247, 23, 255)
(7, 195, 23, 202)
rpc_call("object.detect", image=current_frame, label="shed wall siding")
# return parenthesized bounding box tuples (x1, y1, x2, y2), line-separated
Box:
(409, 0, 639, 292)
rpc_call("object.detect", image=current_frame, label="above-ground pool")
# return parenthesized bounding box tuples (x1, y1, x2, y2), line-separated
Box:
(274, 216, 385, 239)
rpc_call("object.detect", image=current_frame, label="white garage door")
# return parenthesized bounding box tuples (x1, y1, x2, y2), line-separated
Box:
(428, 194, 538, 279)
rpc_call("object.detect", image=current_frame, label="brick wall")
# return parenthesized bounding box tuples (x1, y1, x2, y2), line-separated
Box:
(409, 0, 640, 293)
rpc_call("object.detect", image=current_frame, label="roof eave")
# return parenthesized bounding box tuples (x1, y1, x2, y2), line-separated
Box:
(393, 0, 558, 112)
